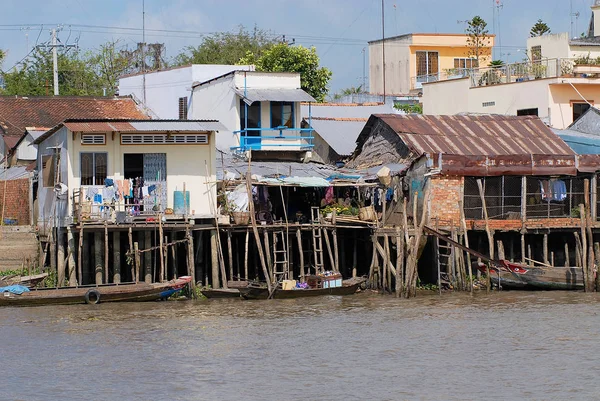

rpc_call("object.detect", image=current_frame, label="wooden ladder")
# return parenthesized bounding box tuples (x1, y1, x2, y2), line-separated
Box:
(310, 207, 325, 274)
(434, 232, 454, 293)
(273, 230, 288, 282)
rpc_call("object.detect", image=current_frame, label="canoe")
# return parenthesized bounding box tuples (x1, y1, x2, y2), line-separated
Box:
(476, 261, 584, 290)
(0, 276, 192, 307)
(239, 277, 366, 300)
(200, 288, 241, 299)
(0, 273, 48, 288)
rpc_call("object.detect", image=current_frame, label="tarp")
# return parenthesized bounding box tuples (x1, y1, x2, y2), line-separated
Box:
(0, 285, 30, 295)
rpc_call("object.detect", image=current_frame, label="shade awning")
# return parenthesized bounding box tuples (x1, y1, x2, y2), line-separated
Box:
(235, 88, 316, 105)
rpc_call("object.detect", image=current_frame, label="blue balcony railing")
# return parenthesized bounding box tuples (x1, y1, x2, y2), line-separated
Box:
(231, 127, 314, 152)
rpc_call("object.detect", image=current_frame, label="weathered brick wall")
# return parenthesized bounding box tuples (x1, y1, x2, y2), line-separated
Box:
(429, 175, 463, 226)
(0, 178, 31, 225)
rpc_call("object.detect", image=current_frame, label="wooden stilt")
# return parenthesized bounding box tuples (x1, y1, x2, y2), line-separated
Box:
(169, 231, 177, 280)
(458, 199, 472, 293)
(78, 225, 84, 285)
(574, 231, 583, 268)
(128, 227, 134, 282)
(57, 228, 65, 287)
(296, 228, 304, 281)
(227, 229, 233, 281)
(158, 214, 165, 283)
(543, 233, 549, 265)
(210, 229, 220, 288)
(104, 222, 109, 284)
(163, 235, 168, 281)
(550, 251, 554, 267)
(134, 242, 140, 283)
(497, 240, 505, 260)
(332, 210, 339, 273)
(352, 232, 358, 278)
(521, 233, 526, 264)
(50, 229, 57, 282)
(263, 229, 273, 282)
(245, 172, 272, 294)
(82, 232, 89, 285)
(195, 231, 203, 284)
(144, 231, 152, 283)
(94, 231, 103, 285)
(113, 231, 121, 283)
(384, 234, 391, 293)
(186, 227, 196, 295)
(476, 179, 493, 293)
(395, 227, 404, 297)
(245, 229, 250, 280)
(67, 227, 77, 286)
(565, 242, 570, 267)
(323, 227, 336, 272)
(527, 244, 532, 266)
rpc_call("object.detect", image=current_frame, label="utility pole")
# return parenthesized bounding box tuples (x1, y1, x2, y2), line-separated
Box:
(381, 0, 386, 103)
(37, 27, 77, 96)
(362, 47, 366, 91)
(142, 0, 146, 104)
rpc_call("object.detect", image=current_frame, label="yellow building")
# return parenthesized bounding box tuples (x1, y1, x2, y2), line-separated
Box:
(369, 33, 495, 95)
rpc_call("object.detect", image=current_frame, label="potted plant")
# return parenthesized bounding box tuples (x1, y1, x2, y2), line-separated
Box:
(573, 54, 600, 76)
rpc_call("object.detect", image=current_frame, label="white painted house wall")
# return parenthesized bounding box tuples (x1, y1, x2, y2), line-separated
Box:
(118, 64, 254, 119)
(192, 71, 304, 151)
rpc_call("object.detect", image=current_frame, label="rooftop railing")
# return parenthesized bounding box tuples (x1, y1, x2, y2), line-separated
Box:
(411, 58, 589, 90)
(231, 127, 314, 153)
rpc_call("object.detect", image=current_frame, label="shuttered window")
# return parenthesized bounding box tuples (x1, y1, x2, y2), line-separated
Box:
(178, 97, 188, 120)
(81, 134, 106, 145)
(121, 134, 208, 145)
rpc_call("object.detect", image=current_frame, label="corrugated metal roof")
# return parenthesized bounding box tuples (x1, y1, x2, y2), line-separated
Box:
(554, 128, 600, 155)
(0, 165, 30, 180)
(235, 88, 316, 105)
(374, 114, 575, 157)
(301, 102, 397, 119)
(567, 106, 600, 134)
(129, 120, 226, 132)
(309, 118, 367, 156)
(64, 121, 135, 132)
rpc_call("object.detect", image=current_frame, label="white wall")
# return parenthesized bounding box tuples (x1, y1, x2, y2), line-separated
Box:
(16, 134, 37, 161)
(118, 64, 253, 119)
(422, 78, 471, 115)
(233, 71, 300, 89)
(369, 37, 412, 95)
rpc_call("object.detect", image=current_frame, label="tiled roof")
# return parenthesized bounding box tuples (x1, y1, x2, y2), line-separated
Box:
(0, 96, 149, 138)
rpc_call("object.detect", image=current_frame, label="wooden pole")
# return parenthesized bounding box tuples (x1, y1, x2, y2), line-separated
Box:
(395, 227, 404, 297)
(543, 233, 549, 266)
(78, 225, 84, 285)
(477, 179, 494, 292)
(134, 242, 140, 282)
(579, 204, 588, 289)
(458, 199, 472, 293)
(384, 234, 390, 293)
(210, 229, 220, 288)
(94, 231, 103, 285)
(244, 229, 250, 280)
(227, 229, 233, 281)
(57, 228, 65, 287)
(104, 222, 109, 284)
(67, 227, 77, 286)
(296, 228, 304, 281)
(565, 242, 570, 267)
(574, 231, 583, 268)
(595, 242, 600, 291)
(323, 227, 336, 272)
(263, 229, 273, 282)
(187, 228, 196, 296)
(405, 188, 430, 298)
(113, 231, 121, 283)
(332, 210, 339, 273)
(158, 214, 165, 282)
(245, 172, 272, 294)
(497, 240, 506, 260)
(82, 232, 90, 284)
(144, 230, 152, 283)
(521, 233, 526, 264)
(128, 227, 135, 282)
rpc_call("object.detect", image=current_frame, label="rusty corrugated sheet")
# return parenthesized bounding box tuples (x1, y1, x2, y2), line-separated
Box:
(376, 114, 575, 157)
(577, 154, 600, 173)
(435, 154, 578, 176)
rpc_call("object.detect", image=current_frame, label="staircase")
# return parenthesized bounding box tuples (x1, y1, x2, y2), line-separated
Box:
(273, 230, 288, 283)
(310, 207, 325, 275)
(0, 226, 38, 272)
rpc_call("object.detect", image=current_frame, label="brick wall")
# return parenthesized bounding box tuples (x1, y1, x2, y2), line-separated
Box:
(0, 178, 31, 225)
(429, 175, 463, 226)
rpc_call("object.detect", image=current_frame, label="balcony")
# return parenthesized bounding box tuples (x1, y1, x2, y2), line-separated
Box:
(231, 127, 314, 153)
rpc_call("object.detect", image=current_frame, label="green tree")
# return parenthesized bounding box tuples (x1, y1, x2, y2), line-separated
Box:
(466, 16, 491, 64)
(87, 40, 134, 96)
(240, 43, 332, 102)
(488, 59, 505, 68)
(394, 103, 422, 114)
(174, 25, 276, 66)
(530, 19, 551, 37)
(332, 85, 364, 101)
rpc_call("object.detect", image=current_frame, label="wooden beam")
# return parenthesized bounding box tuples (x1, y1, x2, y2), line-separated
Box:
(94, 231, 103, 285)
(210, 229, 220, 288)
(67, 227, 77, 286)
(113, 231, 121, 284)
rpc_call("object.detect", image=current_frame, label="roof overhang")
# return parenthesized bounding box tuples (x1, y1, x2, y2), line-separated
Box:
(235, 88, 316, 105)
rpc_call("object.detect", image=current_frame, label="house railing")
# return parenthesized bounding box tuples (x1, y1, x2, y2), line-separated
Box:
(411, 58, 586, 90)
(231, 127, 314, 152)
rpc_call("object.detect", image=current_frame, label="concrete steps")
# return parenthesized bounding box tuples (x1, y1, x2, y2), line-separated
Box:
(0, 226, 38, 272)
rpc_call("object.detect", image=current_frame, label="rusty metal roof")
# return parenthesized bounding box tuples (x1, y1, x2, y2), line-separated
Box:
(373, 114, 575, 157)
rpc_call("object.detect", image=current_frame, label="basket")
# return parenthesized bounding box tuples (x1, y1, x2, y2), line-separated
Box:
(232, 211, 250, 225)
(358, 206, 376, 222)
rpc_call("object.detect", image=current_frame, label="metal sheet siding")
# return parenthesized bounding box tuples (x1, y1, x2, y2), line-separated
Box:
(129, 121, 226, 132)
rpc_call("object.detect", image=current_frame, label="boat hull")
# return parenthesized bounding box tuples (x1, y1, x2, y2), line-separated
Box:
(477, 261, 584, 290)
(239, 279, 364, 300)
(201, 288, 241, 299)
(0, 277, 192, 307)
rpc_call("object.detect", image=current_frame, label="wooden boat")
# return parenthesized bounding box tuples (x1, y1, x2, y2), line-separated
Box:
(0, 276, 192, 307)
(200, 288, 241, 298)
(239, 277, 366, 300)
(476, 261, 584, 290)
(0, 273, 48, 288)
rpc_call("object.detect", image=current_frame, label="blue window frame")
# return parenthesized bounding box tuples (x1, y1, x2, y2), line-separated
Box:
(240, 99, 261, 131)
(270, 102, 295, 128)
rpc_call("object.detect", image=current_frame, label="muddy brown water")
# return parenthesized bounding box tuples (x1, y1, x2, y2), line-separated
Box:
(2, 291, 600, 401)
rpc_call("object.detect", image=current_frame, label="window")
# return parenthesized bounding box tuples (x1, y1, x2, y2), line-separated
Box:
(453, 57, 479, 69)
(416, 51, 439, 79)
(517, 108, 538, 116)
(270, 101, 294, 128)
(573, 103, 591, 122)
(239, 100, 261, 130)
(178, 97, 188, 120)
(531, 46, 542, 63)
(41, 154, 56, 188)
(80, 152, 107, 186)
(482, 101, 496, 107)
(81, 134, 105, 145)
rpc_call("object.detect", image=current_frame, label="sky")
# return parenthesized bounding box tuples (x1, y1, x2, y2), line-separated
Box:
(0, 0, 595, 95)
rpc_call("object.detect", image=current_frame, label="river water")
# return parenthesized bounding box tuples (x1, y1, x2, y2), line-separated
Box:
(2, 291, 600, 401)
